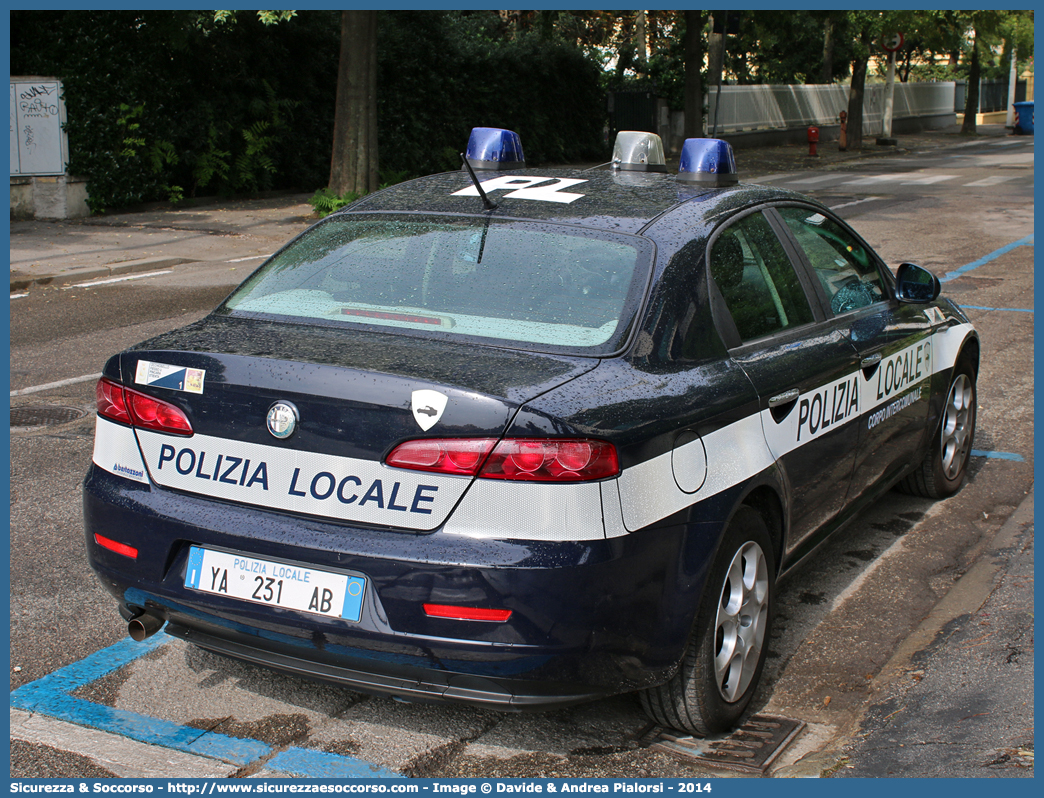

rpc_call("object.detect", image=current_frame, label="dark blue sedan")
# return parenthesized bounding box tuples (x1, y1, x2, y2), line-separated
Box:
(84, 128, 978, 736)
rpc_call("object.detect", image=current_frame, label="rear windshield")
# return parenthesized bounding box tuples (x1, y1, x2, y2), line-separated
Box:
(221, 214, 654, 355)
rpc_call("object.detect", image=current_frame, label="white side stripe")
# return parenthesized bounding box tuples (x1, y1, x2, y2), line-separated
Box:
(617, 414, 774, 533)
(90, 323, 977, 542)
(134, 430, 470, 531)
(613, 322, 974, 538)
(443, 479, 605, 541)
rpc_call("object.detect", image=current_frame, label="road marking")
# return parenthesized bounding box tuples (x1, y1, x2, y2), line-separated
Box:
(10, 292, 29, 299)
(960, 304, 1033, 313)
(62, 269, 173, 290)
(964, 176, 1018, 187)
(940, 234, 1034, 282)
(784, 174, 839, 186)
(227, 254, 272, 263)
(899, 174, 957, 185)
(842, 173, 917, 185)
(746, 172, 799, 183)
(10, 708, 233, 778)
(971, 450, 1026, 462)
(10, 373, 99, 397)
(829, 196, 884, 211)
(8, 632, 403, 779)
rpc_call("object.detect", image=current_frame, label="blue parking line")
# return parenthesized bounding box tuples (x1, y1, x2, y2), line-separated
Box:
(940, 234, 1034, 282)
(9, 632, 403, 778)
(971, 450, 1026, 462)
(267, 748, 401, 779)
(959, 305, 1034, 313)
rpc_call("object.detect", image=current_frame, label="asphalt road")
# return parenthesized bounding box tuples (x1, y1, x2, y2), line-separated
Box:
(8, 133, 1034, 779)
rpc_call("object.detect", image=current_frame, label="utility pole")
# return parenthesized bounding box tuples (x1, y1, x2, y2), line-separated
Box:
(877, 31, 903, 146)
(1006, 44, 1018, 129)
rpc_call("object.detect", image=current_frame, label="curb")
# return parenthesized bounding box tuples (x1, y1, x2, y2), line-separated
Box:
(868, 490, 1033, 691)
(11, 257, 199, 293)
(777, 489, 1035, 777)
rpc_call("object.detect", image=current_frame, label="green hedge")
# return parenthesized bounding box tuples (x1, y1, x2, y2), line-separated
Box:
(11, 10, 607, 213)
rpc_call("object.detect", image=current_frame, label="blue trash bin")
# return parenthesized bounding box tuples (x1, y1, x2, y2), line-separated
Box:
(1013, 101, 1034, 135)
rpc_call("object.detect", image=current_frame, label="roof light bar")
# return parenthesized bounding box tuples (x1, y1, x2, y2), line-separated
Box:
(677, 138, 739, 186)
(465, 127, 526, 170)
(612, 131, 668, 173)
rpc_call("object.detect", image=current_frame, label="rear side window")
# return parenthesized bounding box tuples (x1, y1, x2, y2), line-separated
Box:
(710, 212, 814, 342)
(222, 215, 654, 356)
(777, 206, 885, 315)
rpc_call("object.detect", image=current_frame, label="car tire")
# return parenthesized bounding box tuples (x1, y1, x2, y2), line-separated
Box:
(639, 505, 775, 736)
(899, 360, 977, 499)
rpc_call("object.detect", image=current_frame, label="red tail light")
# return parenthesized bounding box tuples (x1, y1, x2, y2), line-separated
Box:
(386, 439, 497, 476)
(423, 604, 512, 622)
(96, 378, 131, 424)
(482, 439, 618, 481)
(386, 438, 618, 482)
(96, 377, 193, 436)
(94, 533, 138, 559)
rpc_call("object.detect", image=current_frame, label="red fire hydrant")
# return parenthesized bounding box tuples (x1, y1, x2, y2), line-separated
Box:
(807, 126, 820, 157)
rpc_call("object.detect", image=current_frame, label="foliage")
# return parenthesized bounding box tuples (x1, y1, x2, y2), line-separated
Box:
(308, 187, 360, 218)
(723, 11, 856, 85)
(213, 10, 298, 27)
(11, 9, 605, 211)
(309, 168, 409, 218)
(376, 11, 606, 174)
(11, 10, 338, 211)
(12, 9, 1032, 210)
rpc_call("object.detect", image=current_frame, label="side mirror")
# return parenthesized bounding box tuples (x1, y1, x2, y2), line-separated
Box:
(895, 262, 941, 304)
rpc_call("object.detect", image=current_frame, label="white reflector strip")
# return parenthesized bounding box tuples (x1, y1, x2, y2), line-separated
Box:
(93, 417, 149, 484)
(134, 430, 470, 531)
(90, 323, 974, 542)
(442, 479, 605, 541)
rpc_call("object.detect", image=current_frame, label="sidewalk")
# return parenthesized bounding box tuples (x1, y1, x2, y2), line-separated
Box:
(9, 124, 1015, 294)
(832, 492, 1034, 777)
(9, 193, 317, 293)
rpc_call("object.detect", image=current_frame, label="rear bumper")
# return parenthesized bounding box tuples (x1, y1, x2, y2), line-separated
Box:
(84, 464, 728, 705)
(166, 622, 603, 710)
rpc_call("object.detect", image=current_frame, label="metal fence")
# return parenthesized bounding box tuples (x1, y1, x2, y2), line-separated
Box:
(954, 79, 1028, 113)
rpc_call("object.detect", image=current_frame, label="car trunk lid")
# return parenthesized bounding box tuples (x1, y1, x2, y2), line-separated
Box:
(117, 316, 597, 531)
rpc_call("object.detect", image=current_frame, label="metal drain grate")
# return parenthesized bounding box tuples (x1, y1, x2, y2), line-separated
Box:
(11, 405, 87, 428)
(648, 714, 806, 774)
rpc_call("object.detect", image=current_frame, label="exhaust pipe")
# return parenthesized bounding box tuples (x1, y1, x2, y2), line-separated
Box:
(128, 613, 164, 642)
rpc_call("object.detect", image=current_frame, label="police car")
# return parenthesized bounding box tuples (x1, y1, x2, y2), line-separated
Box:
(84, 127, 978, 736)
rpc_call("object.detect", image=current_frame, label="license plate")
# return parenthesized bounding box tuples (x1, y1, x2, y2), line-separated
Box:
(184, 547, 365, 622)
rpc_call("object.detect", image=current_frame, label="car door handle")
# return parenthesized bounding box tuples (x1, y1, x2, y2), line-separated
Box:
(768, 389, 800, 408)
(861, 353, 882, 368)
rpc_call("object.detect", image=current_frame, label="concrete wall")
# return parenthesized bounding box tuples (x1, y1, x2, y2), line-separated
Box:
(10, 175, 89, 220)
(667, 81, 956, 152)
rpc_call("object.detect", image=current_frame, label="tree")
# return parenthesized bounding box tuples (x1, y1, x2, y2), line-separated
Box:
(842, 10, 916, 150)
(956, 11, 1026, 134)
(960, 24, 983, 134)
(683, 11, 706, 138)
(217, 9, 379, 197)
(329, 11, 378, 195)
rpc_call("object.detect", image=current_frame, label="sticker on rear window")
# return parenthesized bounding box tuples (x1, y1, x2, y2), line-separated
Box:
(135, 360, 205, 394)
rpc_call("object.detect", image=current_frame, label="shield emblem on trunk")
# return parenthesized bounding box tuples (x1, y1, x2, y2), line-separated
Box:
(412, 390, 448, 431)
